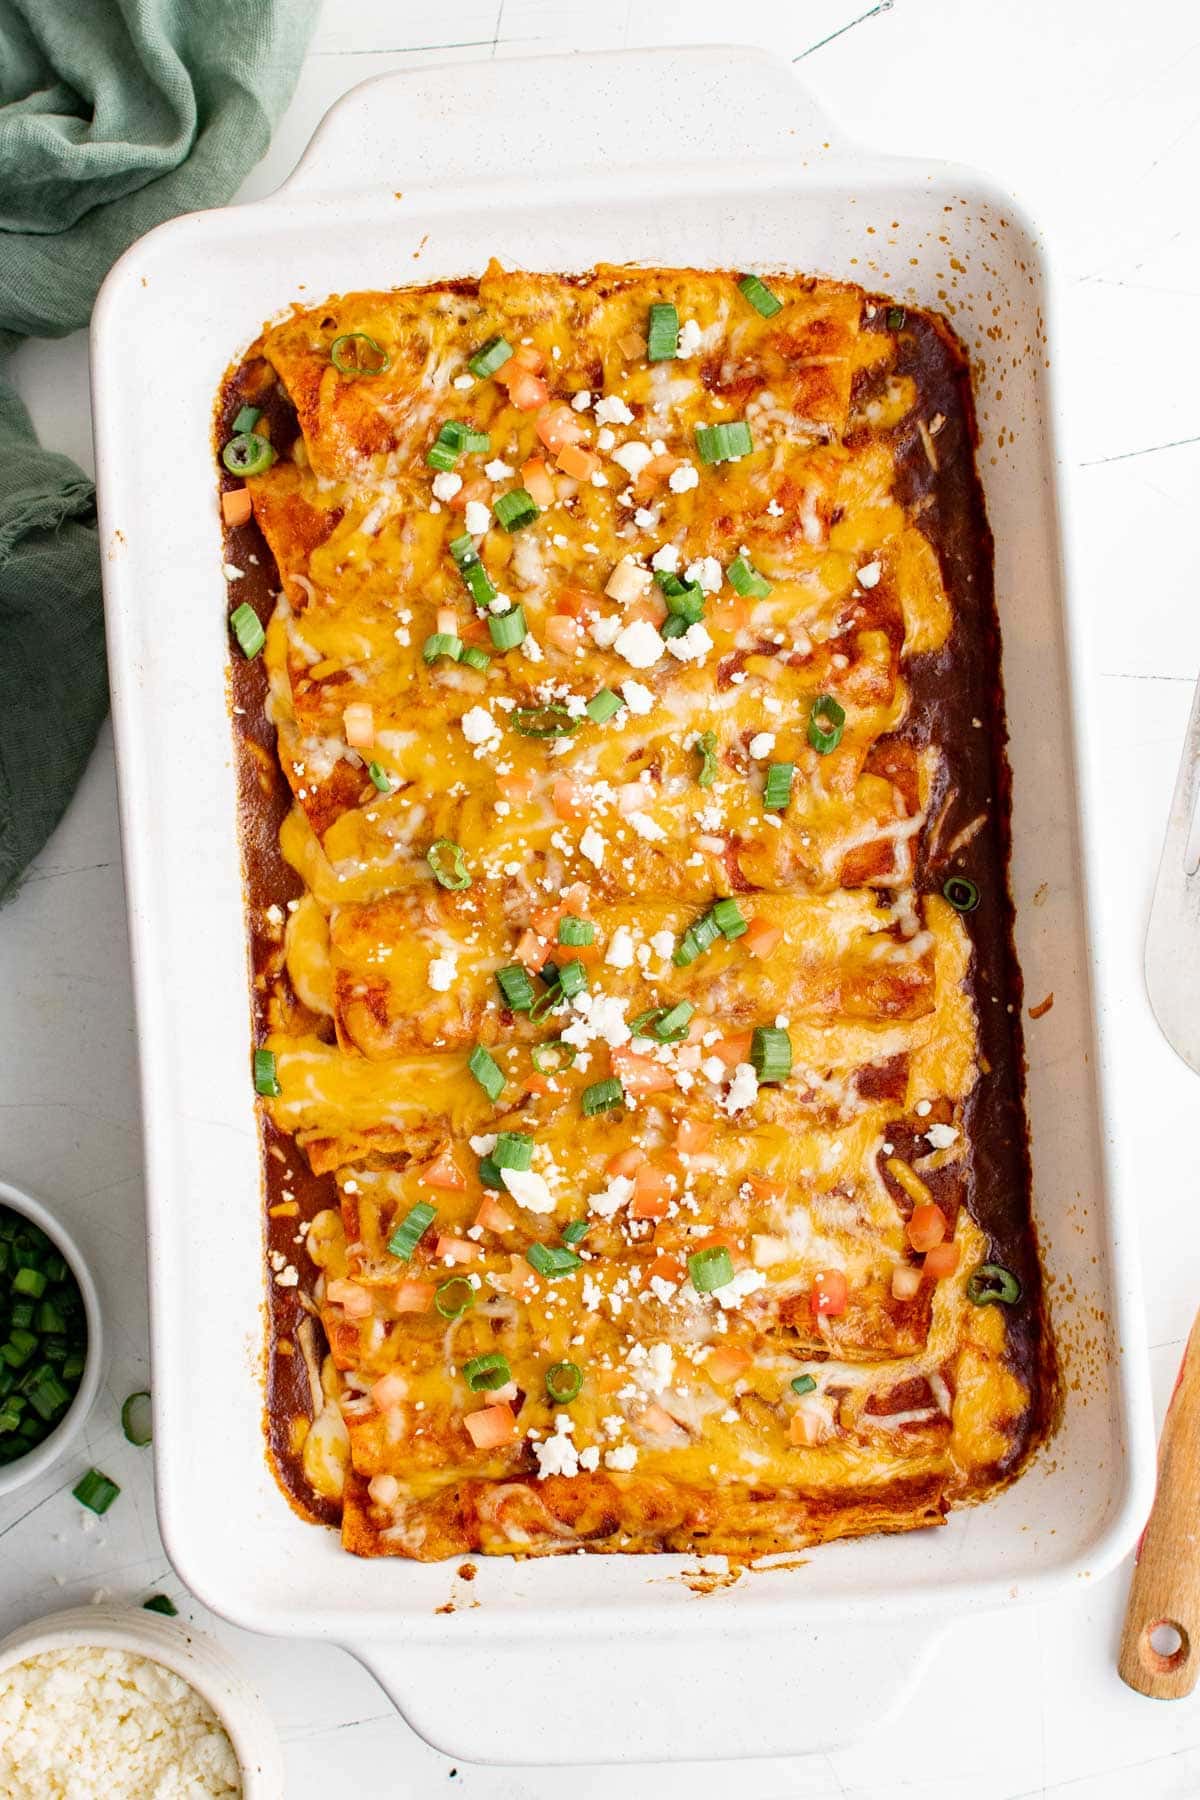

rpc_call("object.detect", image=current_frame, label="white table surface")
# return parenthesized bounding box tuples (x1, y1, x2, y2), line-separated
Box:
(4, 0, 1199, 1792)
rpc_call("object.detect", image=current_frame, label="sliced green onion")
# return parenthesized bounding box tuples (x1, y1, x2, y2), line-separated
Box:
(492, 1132, 534, 1172)
(695, 421, 753, 465)
(387, 1201, 436, 1262)
(435, 1278, 475, 1320)
(582, 1077, 623, 1116)
(463, 1351, 511, 1391)
(513, 704, 578, 738)
(449, 532, 498, 606)
(790, 1373, 817, 1396)
(528, 982, 564, 1024)
(488, 605, 527, 651)
(449, 532, 477, 565)
(653, 1000, 695, 1042)
(807, 694, 845, 755)
(727, 553, 772, 598)
(557, 916, 594, 947)
(966, 1263, 1022, 1306)
(253, 1048, 280, 1097)
(143, 1594, 178, 1616)
(477, 1155, 502, 1189)
(367, 761, 392, 793)
(762, 761, 795, 812)
(530, 1040, 575, 1075)
(460, 644, 491, 672)
(738, 274, 783, 318)
(561, 1220, 590, 1246)
(28, 1374, 70, 1421)
(431, 419, 491, 457)
(886, 307, 907, 331)
(331, 332, 390, 376)
(493, 488, 539, 532)
(468, 1044, 505, 1102)
(557, 959, 587, 1001)
(12, 1267, 44, 1299)
(696, 729, 719, 788)
(647, 303, 679, 362)
(426, 838, 471, 890)
(545, 1359, 584, 1402)
(672, 909, 722, 968)
(751, 1025, 793, 1084)
(526, 1243, 582, 1278)
(229, 603, 265, 659)
(121, 1390, 152, 1447)
(468, 336, 513, 378)
(688, 1246, 735, 1293)
(231, 404, 261, 434)
(943, 876, 980, 913)
(710, 897, 747, 939)
(221, 432, 276, 477)
(423, 632, 464, 665)
(73, 1468, 120, 1515)
(586, 688, 624, 724)
(426, 439, 458, 473)
(496, 964, 536, 1013)
(0, 1329, 36, 1369)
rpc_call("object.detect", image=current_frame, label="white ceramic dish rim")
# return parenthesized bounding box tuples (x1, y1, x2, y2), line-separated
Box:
(0, 1605, 284, 1797)
(88, 43, 1156, 1761)
(0, 1179, 104, 1499)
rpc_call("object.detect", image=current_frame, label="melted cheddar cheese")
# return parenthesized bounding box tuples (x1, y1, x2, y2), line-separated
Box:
(226, 263, 1044, 1560)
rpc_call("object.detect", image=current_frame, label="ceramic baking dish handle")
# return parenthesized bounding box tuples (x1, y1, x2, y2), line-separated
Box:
(347, 1615, 947, 1764)
(280, 45, 843, 201)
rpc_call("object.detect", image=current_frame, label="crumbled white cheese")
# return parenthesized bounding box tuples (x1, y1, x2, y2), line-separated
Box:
(464, 499, 491, 535)
(628, 811, 667, 842)
(614, 619, 664, 669)
(685, 556, 723, 595)
(0, 1647, 240, 1799)
(721, 1062, 760, 1115)
(461, 705, 499, 747)
(589, 1174, 634, 1219)
(499, 1167, 556, 1214)
(605, 1444, 639, 1471)
(432, 470, 462, 501)
(594, 395, 635, 426)
(857, 561, 881, 589)
(620, 678, 654, 715)
(665, 622, 713, 663)
(650, 542, 680, 573)
(484, 458, 514, 481)
(533, 1413, 579, 1479)
(578, 1445, 601, 1472)
(606, 925, 636, 969)
(571, 390, 592, 411)
(427, 956, 456, 992)
(589, 615, 622, 649)
(580, 825, 606, 868)
(914, 1098, 932, 1117)
(677, 318, 703, 357)
(469, 1133, 497, 1155)
(596, 426, 616, 451)
(715, 1268, 768, 1311)
(668, 462, 699, 493)
(453, 372, 475, 390)
(649, 928, 675, 960)
(612, 440, 654, 478)
(926, 1122, 958, 1149)
(748, 732, 776, 760)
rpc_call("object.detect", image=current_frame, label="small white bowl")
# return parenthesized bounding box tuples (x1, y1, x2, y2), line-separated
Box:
(0, 1178, 104, 1499)
(0, 1605, 284, 1796)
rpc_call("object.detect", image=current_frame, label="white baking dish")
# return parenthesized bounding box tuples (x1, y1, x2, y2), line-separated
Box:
(90, 46, 1154, 1765)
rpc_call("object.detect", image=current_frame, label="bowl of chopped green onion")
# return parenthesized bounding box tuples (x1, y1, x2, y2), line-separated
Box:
(0, 1179, 102, 1497)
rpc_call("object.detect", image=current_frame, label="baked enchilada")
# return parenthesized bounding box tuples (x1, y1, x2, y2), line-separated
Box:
(218, 263, 1054, 1560)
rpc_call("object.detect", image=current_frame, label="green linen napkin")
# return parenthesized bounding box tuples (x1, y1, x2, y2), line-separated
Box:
(0, 0, 317, 902)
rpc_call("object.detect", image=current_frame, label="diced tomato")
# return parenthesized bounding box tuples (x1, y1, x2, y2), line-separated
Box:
(707, 1345, 751, 1384)
(326, 1278, 371, 1318)
(891, 1264, 923, 1301)
(634, 453, 679, 494)
(906, 1202, 948, 1253)
(712, 593, 752, 633)
(648, 1251, 685, 1286)
(711, 1033, 753, 1070)
(617, 331, 645, 359)
(534, 403, 584, 453)
(435, 1234, 476, 1265)
(606, 1147, 643, 1179)
(391, 1279, 436, 1314)
(424, 1149, 466, 1191)
(557, 443, 601, 480)
(508, 345, 544, 374)
(221, 487, 252, 526)
(544, 614, 582, 652)
(641, 1402, 681, 1437)
(552, 777, 587, 821)
(521, 1073, 551, 1097)
(625, 594, 668, 626)
(497, 773, 535, 803)
(464, 1402, 519, 1448)
(629, 1165, 672, 1220)
(506, 368, 549, 411)
(554, 587, 602, 621)
(514, 928, 546, 969)
(924, 1241, 961, 1280)
(790, 1406, 827, 1446)
(436, 606, 458, 636)
(811, 1268, 849, 1317)
(521, 456, 555, 507)
(675, 1117, 714, 1154)
(448, 474, 492, 511)
(694, 1228, 738, 1256)
(744, 917, 783, 959)
(342, 703, 374, 750)
(475, 1196, 514, 1232)
(562, 881, 591, 912)
(746, 1174, 786, 1203)
(370, 1371, 408, 1407)
(610, 1046, 676, 1096)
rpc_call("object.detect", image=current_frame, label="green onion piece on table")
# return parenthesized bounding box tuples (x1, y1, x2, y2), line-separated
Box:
(121, 1390, 153, 1447)
(73, 1468, 120, 1515)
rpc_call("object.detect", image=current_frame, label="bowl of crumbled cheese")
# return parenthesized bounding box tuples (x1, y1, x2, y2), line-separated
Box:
(0, 1605, 284, 1798)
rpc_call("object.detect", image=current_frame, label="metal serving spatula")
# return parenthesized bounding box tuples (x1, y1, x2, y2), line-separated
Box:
(1120, 672, 1200, 1698)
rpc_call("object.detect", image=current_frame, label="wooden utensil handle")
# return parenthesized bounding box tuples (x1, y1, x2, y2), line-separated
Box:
(1119, 1309, 1200, 1697)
